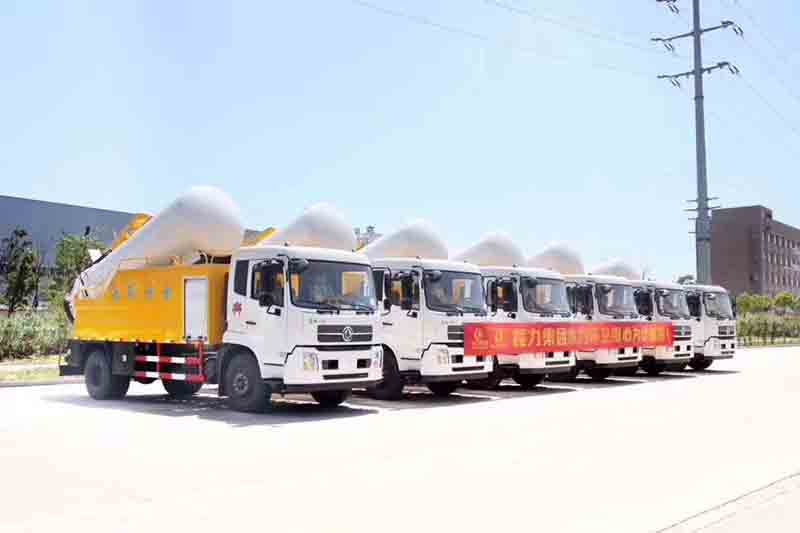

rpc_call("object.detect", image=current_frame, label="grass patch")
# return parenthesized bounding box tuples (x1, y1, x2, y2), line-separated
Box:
(0, 354, 62, 367)
(0, 366, 60, 383)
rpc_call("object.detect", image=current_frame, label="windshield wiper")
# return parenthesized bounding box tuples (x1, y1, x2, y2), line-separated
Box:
(341, 303, 376, 314)
(297, 301, 341, 314)
(443, 305, 465, 316)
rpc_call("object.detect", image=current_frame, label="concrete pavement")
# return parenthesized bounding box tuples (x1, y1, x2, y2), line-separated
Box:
(2, 347, 799, 532)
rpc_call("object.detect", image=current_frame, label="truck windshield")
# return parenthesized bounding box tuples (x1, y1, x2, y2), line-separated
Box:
(521, 278, 571, 315)
(290, 261, 376, 311)
(704, 292, 734, 319)
(424, 270, 485, 314)
(596, 284, 638, 317)
(657, 289, 691, 319)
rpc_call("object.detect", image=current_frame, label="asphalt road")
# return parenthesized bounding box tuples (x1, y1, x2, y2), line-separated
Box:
(2, 347, 799, 533)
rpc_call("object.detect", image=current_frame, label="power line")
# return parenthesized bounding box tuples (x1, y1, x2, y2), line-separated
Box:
(484, 0, 682, 58)
(725, 0, 797, 68)
(345, 0, 655, 78)
(736, 74, 800, 143)
(652, 0, 740, 285)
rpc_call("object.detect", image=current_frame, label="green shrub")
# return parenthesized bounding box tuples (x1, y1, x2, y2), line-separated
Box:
(737, 314, 800, 345)
(0, 310, 71, 360)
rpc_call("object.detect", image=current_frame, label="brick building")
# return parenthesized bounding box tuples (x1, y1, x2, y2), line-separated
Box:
(711, 205, 800, 297)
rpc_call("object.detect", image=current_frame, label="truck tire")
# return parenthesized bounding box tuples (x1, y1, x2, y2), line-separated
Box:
(84, 350, 130, 400)
(689, 359, 713, 371)
(427, 381, 459, 397)
(162, 380, 203, 398)
(224, 353, 269, 412)
(367, 350, 404, 401)
(471, 357, 503, 389)
(587, 368, 612, 382)
(614, 366, 638, 377)
(639, 359, 663, 376)
(513, 373, 543, 390)
(549, 364, 579, 383)
(311, 390, 351, 408)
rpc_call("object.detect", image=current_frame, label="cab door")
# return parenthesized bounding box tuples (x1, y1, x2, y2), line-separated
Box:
(386, 270, 423, 367)
(244, 259, 288, 366)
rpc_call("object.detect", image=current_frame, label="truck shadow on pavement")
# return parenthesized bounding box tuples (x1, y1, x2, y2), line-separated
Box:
(49, 392, 381, 428)
(350, 383, 575, 410)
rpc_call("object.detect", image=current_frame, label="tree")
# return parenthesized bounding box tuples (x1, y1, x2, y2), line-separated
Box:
(736, 292, 754, 316)
(676, 274, 695, 285)
(774, 292, 797, 315)
(48, 233, 106, 304)
(752, 294, 773, 314)
(0, 228, 38, 315)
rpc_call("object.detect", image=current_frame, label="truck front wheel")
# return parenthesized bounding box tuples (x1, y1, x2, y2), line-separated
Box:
(84, 350, 130, 400)
(367, 350, 404, 401)
(163, 380, 202, 398)
(587, 368, 612, 381)
(224, 353, 269, 412)
(427, 381, 459, 397)
(689, 359, 713, 371)
(513, 373, 543, 390)
(311, 390, 351, 408)
(614, 366, 638, 377)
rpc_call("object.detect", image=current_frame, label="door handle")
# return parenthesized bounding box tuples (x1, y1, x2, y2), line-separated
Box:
(245, 320, 257, 326)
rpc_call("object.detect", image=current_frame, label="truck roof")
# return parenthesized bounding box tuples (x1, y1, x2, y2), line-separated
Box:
(372, 257, 482, 275)
(566, 273, 635, 286)
(479, 265, 565, 281)
(630, 280, 686, 291)
(683, 283, 729, 294)
(235, 244, 371, 266)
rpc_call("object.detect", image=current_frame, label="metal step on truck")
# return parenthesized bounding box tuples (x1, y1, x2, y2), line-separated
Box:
(452, 233, 576, 388)
(361, 220, 492, 399)
(60, 187, 383, 412)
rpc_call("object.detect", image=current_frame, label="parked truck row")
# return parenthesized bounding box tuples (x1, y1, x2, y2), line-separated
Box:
(59, 187, 737, 411)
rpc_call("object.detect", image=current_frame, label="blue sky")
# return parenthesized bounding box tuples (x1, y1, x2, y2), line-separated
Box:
(2, 0, 799, 281)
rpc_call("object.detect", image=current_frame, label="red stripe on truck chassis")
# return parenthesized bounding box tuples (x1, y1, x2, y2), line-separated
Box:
(464, 321, 674, 357)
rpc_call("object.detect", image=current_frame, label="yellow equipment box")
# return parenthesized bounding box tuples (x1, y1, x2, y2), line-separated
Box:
(74, 264, 229, 345)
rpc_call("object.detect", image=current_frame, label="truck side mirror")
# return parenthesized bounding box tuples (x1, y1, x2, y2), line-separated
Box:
(487, 280, 498, 313)
(259, 292, 274, 308)
(384, 298, 392, 311)
(288, 258, 309, 274)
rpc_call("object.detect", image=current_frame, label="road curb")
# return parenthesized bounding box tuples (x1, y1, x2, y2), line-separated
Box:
(0, 377, 83, 388)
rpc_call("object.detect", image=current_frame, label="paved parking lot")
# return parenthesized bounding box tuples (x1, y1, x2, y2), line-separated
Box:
(2, 347, 799, 532)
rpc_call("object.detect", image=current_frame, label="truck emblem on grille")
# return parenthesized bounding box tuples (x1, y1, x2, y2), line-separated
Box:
(341, 326, 354, 342)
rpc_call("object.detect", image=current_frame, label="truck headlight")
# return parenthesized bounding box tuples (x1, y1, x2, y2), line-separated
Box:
(302, 352, 319, 372)
(371, 346, 383, 368)
(434, 346, 450, 365)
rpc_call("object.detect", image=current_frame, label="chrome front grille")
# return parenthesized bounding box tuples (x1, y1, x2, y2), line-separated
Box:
(447, 325, 464, 342)
(317, 325, 373, 343)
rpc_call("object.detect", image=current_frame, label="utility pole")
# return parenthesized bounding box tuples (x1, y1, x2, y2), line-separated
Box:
(653, 0, 740, 284)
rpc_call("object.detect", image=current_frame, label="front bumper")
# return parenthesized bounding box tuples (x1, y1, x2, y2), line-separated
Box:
(419, 345, 492, 380)
(578, 348, 641, 368)
(282, 346, 383, 387)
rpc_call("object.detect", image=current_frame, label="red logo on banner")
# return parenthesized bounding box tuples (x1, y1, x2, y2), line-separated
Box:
(464, 321, 674, 356)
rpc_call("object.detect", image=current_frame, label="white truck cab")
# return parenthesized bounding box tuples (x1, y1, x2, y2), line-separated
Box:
(630, 281, 694, 374)
(452, 233, 575, 388)
(363, 222, 492, 399)
(684, 284, 737, 370)
(564, 273, 644, 380)
(480, 265, 577, 387)
(222, 244, 383, 408)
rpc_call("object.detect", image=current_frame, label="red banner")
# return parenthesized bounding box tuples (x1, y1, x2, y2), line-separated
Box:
(464, 321, 674, 356)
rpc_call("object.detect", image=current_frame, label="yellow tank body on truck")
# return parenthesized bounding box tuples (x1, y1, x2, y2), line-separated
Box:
(73, 264, 229, 345)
